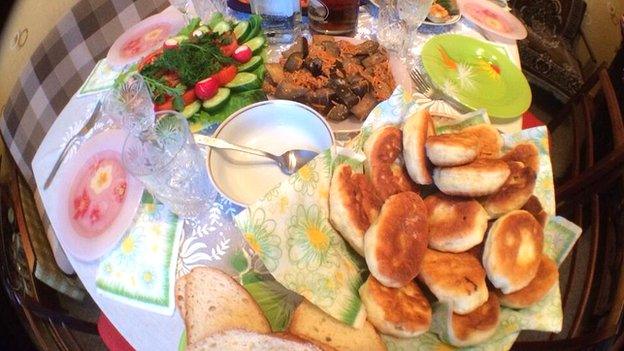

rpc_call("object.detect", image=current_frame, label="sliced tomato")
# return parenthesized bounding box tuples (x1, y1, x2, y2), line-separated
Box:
(219, 35, 239, 57)
(154, 89, 196, 111)
(214, 65, 238, 86)
(138, 48, 163, 71)
(161, 71, 181, 87)
(181, 89, 197, 105)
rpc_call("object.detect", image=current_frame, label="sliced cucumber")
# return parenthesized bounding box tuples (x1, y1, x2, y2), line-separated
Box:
(207, 13, 224, 30)
(244, 36, 266, 55)
(201, 88, 231, 112)
(181, 101, 201, 118)
(244, 16, 262, 43)
(225, 72, 261, 92)
(213, 21, 231, 35)
(237, 56, 263, 72)
(172, 35, 189, 43)
(233, 21, 251, 42)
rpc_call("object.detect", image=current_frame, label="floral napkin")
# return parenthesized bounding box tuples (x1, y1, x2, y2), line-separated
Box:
(77, 59, 119, 97)
(96, 193, 184, 315)
(234, 85, 582, 349)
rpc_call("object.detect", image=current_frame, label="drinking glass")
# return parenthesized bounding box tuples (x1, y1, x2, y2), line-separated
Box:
(170, 0, 192, 22)
(122, 111, 215, 217)
(309, 0, 360, 36)
(192, 0, 227, 21)
(250, 0, 301, 43)
(396, 0, 432, 56)
(377, 2, 408, 55)
(103, 74, 155, 135)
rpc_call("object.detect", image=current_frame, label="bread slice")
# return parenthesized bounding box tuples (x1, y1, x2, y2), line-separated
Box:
(175, 274, 188, 319)
(187, 330, 325, 351)
(288, 300, 386, 351)
(403, 108, 433, 184)
(184, 267, 270, 344)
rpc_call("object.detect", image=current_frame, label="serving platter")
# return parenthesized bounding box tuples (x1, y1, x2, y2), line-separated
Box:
(421, 34, 531, 119)
(53, 129, 144, 261)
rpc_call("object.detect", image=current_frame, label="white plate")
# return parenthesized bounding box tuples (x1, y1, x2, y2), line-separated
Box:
(458, 0, 527, 40)
(54, 129, 144, 261)
(423, 14, 462, 26)
(207, 100, 334, 206)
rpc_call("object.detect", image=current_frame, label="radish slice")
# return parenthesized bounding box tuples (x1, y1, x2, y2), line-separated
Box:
(163, 38, 179, 50)
(194, 77, 220, 100)
(232, 45, 253, 63)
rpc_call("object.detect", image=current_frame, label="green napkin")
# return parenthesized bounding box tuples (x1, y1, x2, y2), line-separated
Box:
(96, 194, 184, 315)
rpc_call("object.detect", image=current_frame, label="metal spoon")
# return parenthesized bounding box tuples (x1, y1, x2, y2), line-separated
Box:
(194, 134, 318, 175)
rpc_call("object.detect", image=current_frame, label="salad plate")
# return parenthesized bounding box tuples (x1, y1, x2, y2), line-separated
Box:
(53, 129, 144, 261)
(458, 0, 527, 40)
(421, 34, 531, 119)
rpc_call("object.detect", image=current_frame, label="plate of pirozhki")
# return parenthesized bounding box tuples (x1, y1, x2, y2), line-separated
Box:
(175, 87, 580, 351)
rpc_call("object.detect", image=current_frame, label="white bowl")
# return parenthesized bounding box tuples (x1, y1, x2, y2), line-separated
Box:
(207, 100, 335, 206)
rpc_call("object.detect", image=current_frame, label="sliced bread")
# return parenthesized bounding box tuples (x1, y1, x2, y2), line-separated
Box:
(184, 267, 270, 344)
(288, 300, 386, 351)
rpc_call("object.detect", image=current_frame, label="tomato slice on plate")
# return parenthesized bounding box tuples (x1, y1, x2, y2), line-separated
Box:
(214, 65, 238, 86)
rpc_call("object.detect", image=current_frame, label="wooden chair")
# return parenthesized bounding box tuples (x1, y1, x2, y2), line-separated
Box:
(0, 153, 100, 351)
(514, 67, 624, 349)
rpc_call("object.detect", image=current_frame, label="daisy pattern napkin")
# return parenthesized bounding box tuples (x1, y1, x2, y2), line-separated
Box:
(96, 194, 183, 315)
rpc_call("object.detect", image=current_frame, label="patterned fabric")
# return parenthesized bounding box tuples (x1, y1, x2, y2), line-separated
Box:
(0, 0, 169, 290)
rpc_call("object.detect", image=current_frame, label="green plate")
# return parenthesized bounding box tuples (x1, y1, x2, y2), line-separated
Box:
(420, 34, 531, 119)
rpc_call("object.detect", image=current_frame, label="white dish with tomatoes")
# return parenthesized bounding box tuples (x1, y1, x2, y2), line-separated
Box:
(116, 12, 269, 132)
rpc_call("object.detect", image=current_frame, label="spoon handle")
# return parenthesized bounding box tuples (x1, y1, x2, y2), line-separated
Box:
(194, 134, 277, 160)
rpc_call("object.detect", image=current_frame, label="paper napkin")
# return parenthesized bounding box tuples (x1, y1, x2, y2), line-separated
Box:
(77, 59, 119, 97)
(96, 194, 183, 315)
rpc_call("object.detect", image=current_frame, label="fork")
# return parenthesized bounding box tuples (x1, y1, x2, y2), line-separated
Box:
(44, 101, 102, 189)
(409, 68, 473, 114)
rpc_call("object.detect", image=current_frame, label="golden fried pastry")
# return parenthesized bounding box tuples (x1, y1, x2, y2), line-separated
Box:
(419, 249, 489, 315)
(424, 193, 488, 252)
(483, 210, 544, 294)
(446, 293, 500, 347)
(433, 159, 511, 197)
(502, 142, 540, 173)
(522, 195, 549, 228)
(499, 255, 559, 308)
(359, 276, 431, 338)
(425, 133, 479, 167)
(365, 191, 428, 288)
(462, 124, 503, 159)
(482, 161, 537, 218)
(329, 164, 383, 255)
(364, 126, 418, 200)
(403, 108, 433, 184)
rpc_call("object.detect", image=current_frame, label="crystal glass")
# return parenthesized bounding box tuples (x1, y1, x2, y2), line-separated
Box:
(122, 111, 215, 217)
(377, 2, 408, 54)
(103, 74, 155, 135)
(170, 0, 192, 21)
(396, 0, 432, 57)
(192, 0, 227, 21)
(250, 0, 301, 43)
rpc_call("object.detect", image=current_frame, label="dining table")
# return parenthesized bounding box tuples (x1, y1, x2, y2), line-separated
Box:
(4, 1, 529, 350)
